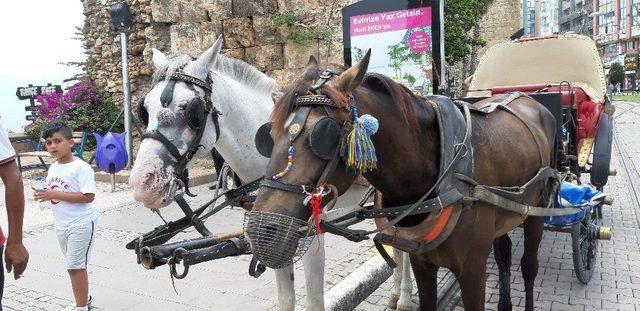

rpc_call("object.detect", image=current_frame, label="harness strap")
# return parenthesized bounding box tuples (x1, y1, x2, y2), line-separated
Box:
(456, 166, 557, 202)
(125, 177, 263, 250)
(357, 188, 463, 219)
(373, 239, 398, 269)
(142, 130, 183, 161)
(471, 186, 581, 216)
(260, 179, 310, 195)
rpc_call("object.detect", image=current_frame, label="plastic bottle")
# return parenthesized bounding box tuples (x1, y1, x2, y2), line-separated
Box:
(34, 176, 48, 211)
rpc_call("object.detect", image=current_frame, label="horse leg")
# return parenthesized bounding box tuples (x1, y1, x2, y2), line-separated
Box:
(493, 234, 513, 311)
(521, 216, 543, 311)
(388, 248, 403, 309)
(456, 255, 489, 311)
(274, 265, 295, 311)
(410, 255, 438, 311)
(302, 234, 325, 311)
(397, 251, 414, 311)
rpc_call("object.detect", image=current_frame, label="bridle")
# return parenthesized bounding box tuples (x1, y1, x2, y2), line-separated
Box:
(139, 71, 221, 197)
(259, 69, 348, 211)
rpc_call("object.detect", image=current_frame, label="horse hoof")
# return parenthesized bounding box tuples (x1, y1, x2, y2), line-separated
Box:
(387, 294, 399, 309)
(396, 305, 413, 311)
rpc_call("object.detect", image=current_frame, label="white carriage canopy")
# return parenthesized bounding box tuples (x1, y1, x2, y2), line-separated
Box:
(468, 34, 607, 104)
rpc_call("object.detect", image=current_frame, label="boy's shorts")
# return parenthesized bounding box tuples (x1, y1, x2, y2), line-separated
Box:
(56, 220, 96, 270)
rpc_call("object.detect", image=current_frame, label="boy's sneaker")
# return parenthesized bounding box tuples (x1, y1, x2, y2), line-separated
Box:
(62, 296, 92, 311)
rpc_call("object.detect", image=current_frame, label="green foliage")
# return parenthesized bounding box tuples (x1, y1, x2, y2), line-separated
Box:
(23, 119, 48, 143)
(272, 11, 332, 45)
(353, 47, 365, 63)
(609, 63, 625, 86)
(444, 0, 494, 64)
(403, 73, 417, 86)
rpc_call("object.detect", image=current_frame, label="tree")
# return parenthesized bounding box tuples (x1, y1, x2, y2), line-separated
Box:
(444, 0, 494, 65)
(609, 63, 624, 86)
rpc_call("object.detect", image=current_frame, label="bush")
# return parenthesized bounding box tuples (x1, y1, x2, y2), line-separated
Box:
(24, 77, 122, 150)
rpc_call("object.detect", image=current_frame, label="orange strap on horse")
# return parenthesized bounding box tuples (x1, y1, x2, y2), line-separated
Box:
(421, 206, 454, 243)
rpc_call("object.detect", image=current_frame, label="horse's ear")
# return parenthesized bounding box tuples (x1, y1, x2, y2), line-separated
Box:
(308, 55, 318, 66)
(334, 49, 371, 93)
(152, 48, 169, 71)
(187, 35, 223, 80)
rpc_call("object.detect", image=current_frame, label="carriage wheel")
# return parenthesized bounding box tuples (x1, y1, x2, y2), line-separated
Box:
(571, 210, 599, 284)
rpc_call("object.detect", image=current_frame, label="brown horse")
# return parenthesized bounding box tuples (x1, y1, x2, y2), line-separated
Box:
(246, 52, 556, 310)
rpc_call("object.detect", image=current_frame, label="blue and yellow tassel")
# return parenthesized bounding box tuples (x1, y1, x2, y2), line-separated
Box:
(342, 108, 378, 174)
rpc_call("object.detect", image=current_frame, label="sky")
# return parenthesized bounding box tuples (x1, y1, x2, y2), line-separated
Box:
(0, 1, 86, 132)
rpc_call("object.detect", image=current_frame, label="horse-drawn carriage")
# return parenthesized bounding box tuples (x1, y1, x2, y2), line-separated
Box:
(463, 34, 615, 284)
(125, 28, 616, 310)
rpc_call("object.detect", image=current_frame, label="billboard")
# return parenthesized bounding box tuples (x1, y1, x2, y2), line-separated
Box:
(342, 0, 442, 95)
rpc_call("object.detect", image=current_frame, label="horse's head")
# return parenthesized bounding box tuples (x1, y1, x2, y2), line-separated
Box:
(245, 51, 372, 268)
(129, 37, 223, 209)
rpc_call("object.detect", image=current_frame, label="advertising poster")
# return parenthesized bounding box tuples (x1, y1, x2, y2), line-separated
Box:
(349, 7, 433, 94)
(342, 1, 441, 95)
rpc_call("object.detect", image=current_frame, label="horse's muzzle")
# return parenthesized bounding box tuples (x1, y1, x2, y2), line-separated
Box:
(243, 211, 314, 269)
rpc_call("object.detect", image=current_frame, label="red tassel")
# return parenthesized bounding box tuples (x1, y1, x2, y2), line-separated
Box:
(309, 190, 324, 236)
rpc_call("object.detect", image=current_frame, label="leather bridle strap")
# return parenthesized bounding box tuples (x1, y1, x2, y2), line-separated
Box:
(142, 130, 183, 161)
(260, 179, 310, 194)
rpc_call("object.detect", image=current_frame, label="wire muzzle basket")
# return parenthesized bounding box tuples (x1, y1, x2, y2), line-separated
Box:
(244, 211, 315, 269)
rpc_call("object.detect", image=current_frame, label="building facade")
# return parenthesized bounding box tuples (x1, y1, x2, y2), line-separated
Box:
(523, 0, 560, 37)
(559, 0, 595, 34)
(592, 0, 640, 90)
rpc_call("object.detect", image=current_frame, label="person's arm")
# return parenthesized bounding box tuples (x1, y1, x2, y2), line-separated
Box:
(34, 190, 94, 203)
(0, 160, 29, 279)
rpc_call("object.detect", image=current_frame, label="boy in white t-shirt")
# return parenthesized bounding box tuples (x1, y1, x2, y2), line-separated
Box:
(33, 121, 97, 311)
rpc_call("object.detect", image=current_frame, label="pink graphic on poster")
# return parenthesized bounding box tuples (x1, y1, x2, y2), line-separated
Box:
(408, 30, 431, 53)
(350, 7, 432, 37)
(349, 7, 434, 94)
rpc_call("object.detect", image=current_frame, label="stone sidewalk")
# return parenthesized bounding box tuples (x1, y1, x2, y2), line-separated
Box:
(2, 182, 391, 310)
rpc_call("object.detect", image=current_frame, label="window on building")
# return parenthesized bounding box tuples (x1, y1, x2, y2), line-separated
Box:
(604, 43, 619, 54)
(598, 0, 616, 35)
(621, 0, 628, 34)
(633, 0, 640, 27)
(628, 41, 635, 50)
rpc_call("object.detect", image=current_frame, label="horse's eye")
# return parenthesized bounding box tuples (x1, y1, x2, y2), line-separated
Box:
(177, 104, 187, 111)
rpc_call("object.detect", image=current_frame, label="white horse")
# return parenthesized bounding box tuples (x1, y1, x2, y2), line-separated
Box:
(128, 36, 413, 310)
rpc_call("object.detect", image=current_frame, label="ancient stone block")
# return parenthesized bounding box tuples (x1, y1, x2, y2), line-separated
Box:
(179, 0, 209, 23)
(151, 0, 180, 23)
(145, 23, 171, 51)
(269, 69, 301, 91)
(233, 0, 278, 17)
(253, 15, 285, 45)
(283, 42, 320, 69)
(170, 22, 223, 56)
(170, 23, 199, 55)
(246, 44, 284, 71)
(199, 20, 224, 50)
(222, 17, 255, 48)
(221, 48, 246, 61)
(202, 0, 232, 21)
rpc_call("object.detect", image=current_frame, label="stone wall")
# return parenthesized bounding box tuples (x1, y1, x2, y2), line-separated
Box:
(81, 0, 520, 105)
(455, 0, 522, 90)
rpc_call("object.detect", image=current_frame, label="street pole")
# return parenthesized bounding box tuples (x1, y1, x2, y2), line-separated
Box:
(438, 0, 446, 95)
(120, 31, 133, 168)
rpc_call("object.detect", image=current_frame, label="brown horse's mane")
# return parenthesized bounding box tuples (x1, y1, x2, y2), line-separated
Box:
(270, 66, 425, 137)
(361, 72, 424, 131)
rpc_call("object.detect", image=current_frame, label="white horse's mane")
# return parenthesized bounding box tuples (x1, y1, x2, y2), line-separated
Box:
(213, 54, 275, 94)
(151, 53, 275, 95)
